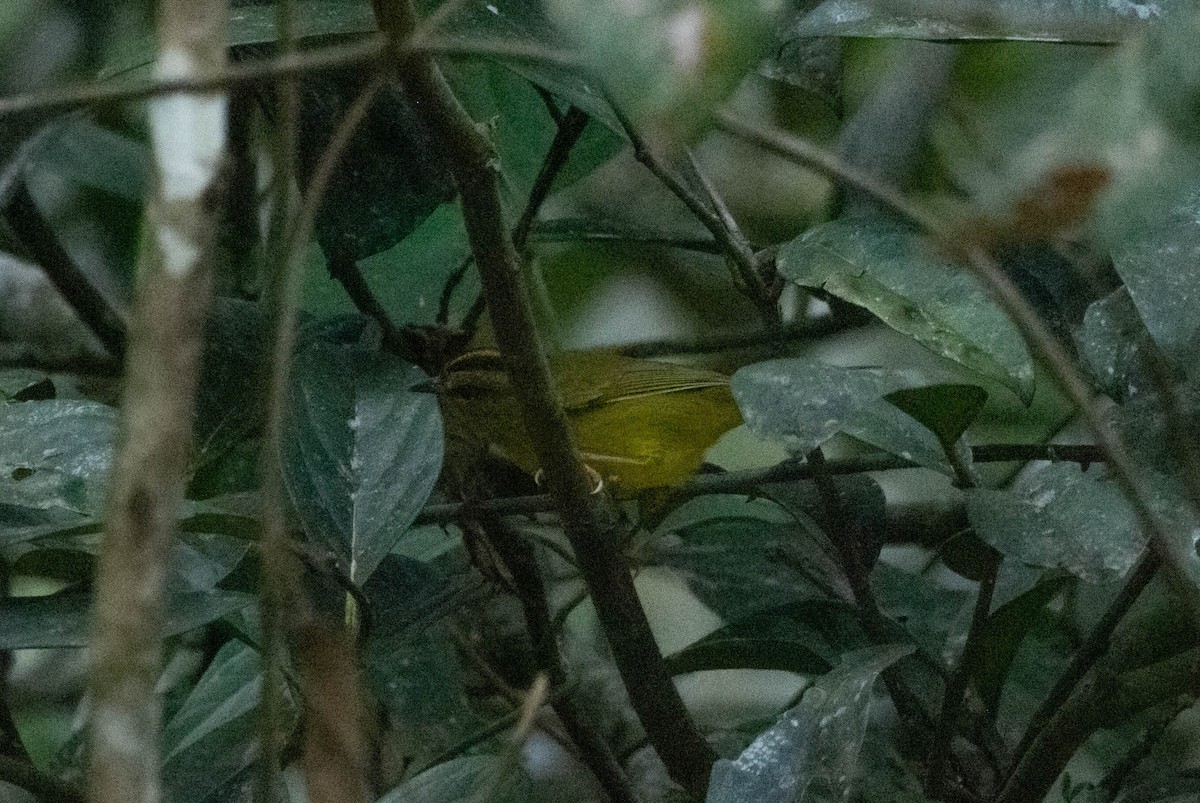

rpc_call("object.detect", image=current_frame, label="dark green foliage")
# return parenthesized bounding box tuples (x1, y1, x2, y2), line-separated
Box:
(5, 1, 1200, 802)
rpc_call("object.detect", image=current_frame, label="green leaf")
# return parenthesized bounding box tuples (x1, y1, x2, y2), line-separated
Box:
(707, 644, 914, 803)
(377, 755, 533, 803)
(666, 637, 831, 676)
(779, 217, 1034, 400)
(162, 640, 274, 803)
(1078, 288, 1157, 402)
(885, 383, 988, 450)
(302, 202, 477, 327)
(26, 118, 147, 202)
(1110, 187, 1200, 373)
(283, 335, 443, 584)
(651, 495, 852, 623)
(285, 65, 455, 262)
(422, 0, 620, 129)
(364, 555, 487, 764)
(0, 368, 54, 401)
(790, 0, 1179, 42)
(731, 359, 952, 473)
(972, 573, 1071, 712)
(547, 0, 781, 148)
(0, 588, 255, 649)
(967, 464, 1145, 583)
(447, 59, 623, 203)
(0, 399, 116, 517)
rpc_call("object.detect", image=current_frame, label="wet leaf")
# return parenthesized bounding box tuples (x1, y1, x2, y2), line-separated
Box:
(1110, 187, 1200, 374)
(1078, 287, 1156, 402)
(707, 644, 913, 803)
(779, 217, 1034, 401)
(0, 399, 116, 517)
(967, 464, 1145, 582)
(732, 359, 952, 474)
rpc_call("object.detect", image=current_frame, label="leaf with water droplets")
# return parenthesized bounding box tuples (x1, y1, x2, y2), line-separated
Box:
(731, 359, 951, 474)
(967, 463, 1145, 582)
(779, 216, 1034, 401)
(1111, 187, 1200, 375)
(706, 644, 913, 803)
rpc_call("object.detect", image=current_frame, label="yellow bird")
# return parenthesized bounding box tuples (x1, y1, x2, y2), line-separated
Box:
(434, 349, 742, 491)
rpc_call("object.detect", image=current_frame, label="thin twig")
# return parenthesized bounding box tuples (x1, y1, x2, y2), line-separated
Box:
(412, 444, 1109, 524)
(717, 111, 1200, 628)
(378, 0, 717, 794)
(0, 36, 387, 121)
(614, 313, 864, 359)
(927, 449, 995, 797)
(612, 104, 778, 329)
(805, 448, 934, 730)
(257, 0, 301, 797)
(512, 106, 590, 252)
(1007, 550, 1158, 781)
(2, 181, 127, 357)
(479, 515, 641, 803)
(926, 558, 998, 797)
(529, 220, 723, 254)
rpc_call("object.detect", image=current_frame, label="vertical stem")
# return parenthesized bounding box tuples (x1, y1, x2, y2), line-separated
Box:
(87, 2, 229, 802)
(257, 0, 300, 798)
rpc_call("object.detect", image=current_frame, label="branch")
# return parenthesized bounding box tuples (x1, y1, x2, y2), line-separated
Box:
(2, 180, 127, 357)
(614, 106, 779, 330)
(476, 515, 640, 803)
(1007, 550, 1158, 782)
(512, 106, 590, 252)
(0, 35, 387, 121)
(717, 111, 1200, 629)
(377, 1, 718, 795)
(257, 0, 302, 798)
(413, 444, 1109, 525)
(88, 1, 229, 801)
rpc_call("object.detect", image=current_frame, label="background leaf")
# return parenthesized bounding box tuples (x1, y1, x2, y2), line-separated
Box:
(706, 644, 913, 803)
(162, 640, 276, 803)
(789, 0, 1178, 42)
(547, 0, 780, 147)
(778, 217, 1034, 400)
(0, 588, 254, 649)
(283, 332, 443, 584)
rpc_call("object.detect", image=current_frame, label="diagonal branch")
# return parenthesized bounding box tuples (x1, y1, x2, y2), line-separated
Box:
(374, 1, 718, 796)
